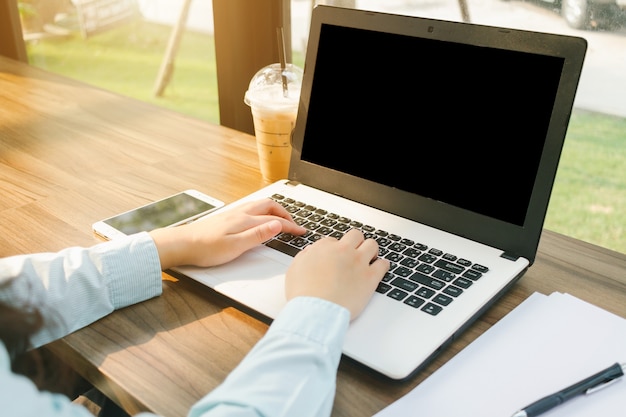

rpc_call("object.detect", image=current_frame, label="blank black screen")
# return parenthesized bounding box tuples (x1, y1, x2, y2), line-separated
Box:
(300, 24, 565, 226)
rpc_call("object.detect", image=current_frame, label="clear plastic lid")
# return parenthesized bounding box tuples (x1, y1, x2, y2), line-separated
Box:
(244, 63, 303, 111)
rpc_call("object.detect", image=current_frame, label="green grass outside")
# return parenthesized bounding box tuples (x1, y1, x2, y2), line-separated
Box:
(546, 111, 625, 253)
(26, 20, 625, 254)
(28, 20, 223, 124)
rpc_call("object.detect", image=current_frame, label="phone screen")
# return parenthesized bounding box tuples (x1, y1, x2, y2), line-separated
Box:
(103, 193, 219, 235)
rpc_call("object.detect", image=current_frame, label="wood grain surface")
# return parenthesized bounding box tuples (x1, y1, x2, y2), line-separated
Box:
(1, 55, 624, 417)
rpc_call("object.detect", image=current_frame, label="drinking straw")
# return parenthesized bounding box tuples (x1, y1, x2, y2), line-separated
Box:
(276, 27, 289, 97)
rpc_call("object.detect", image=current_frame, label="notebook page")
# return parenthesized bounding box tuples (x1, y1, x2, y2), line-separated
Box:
(374, 292, 626, 417)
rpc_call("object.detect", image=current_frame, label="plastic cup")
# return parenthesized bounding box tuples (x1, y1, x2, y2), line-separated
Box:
(244, 63, 303, 182)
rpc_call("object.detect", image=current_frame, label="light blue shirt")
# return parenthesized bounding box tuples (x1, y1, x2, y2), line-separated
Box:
(0, 232, 350, 417)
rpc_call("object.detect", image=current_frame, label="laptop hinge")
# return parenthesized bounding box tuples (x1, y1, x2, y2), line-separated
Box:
(285, 180, 301, 187)
(500, 252, 520, 261)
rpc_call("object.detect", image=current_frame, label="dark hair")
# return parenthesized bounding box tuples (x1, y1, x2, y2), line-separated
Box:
(0, 301, 44, 379)
(0, 300, 91, 398)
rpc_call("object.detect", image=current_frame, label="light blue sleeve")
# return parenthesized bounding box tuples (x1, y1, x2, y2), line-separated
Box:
(0, 232, 163, 349)
(0, 232, 164, 417)
(0, 238, 349, 417)
(188, 296, 350, 417)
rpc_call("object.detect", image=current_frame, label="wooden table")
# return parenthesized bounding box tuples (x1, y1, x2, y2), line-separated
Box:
(1, 55, 625, 417)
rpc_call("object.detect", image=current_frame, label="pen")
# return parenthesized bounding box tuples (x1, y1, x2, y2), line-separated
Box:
(511, 362, 625, 417)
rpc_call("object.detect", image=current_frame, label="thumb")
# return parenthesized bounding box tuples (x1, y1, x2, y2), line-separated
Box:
(251, 219, 283, 244)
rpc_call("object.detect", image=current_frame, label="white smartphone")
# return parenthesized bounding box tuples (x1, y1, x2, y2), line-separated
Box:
(92, 189, 225, 240)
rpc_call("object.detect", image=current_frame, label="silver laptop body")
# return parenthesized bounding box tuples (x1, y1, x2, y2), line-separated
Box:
(176, 6, 587, 380)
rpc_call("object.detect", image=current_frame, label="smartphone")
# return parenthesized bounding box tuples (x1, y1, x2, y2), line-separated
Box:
(92, 190, 225, 240)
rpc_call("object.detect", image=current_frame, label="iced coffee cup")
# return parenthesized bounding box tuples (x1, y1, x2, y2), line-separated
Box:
(244, 63, 303, 182)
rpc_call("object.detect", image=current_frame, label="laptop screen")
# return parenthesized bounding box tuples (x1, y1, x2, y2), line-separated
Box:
(300, 23, 564, 227)
(291, 6, 586, 263)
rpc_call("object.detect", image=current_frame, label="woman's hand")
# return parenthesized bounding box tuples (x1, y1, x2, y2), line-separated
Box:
(285, 229, 389, 320)
(150, 199, 305, 270)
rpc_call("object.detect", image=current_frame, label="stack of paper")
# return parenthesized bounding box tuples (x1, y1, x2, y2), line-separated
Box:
(374, 292, 626, 417)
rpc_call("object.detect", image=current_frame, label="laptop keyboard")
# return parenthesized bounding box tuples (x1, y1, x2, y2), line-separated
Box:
(266, 194, 489, 316)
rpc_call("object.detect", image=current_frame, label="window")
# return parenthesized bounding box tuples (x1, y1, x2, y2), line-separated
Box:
(19, 0, 220, 123)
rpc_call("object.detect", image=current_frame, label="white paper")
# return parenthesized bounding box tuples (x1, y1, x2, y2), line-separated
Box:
(374, 292, 626, 417)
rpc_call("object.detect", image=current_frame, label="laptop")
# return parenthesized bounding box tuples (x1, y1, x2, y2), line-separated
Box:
(175, 6, 587, 380)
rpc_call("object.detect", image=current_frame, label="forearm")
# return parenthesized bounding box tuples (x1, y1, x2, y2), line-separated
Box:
(188, 297, 350, 417)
